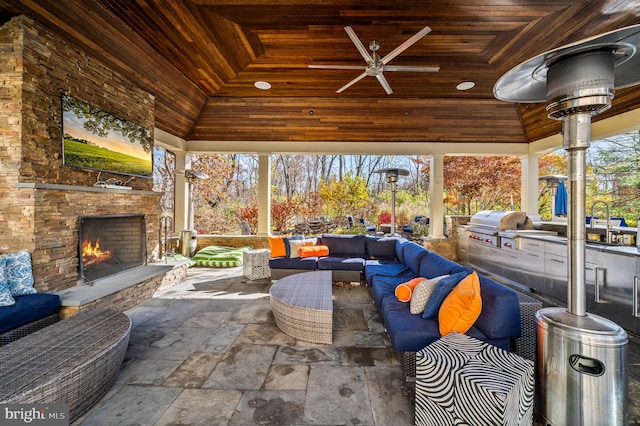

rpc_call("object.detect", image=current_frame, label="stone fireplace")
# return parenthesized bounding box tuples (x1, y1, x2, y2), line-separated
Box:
(79, 214, 147, 284)
(1, 16, 186, 316)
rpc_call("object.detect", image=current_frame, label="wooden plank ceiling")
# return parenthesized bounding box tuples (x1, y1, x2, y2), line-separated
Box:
(1, 0, 639, 147)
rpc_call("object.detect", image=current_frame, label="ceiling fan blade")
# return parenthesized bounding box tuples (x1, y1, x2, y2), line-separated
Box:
(375, 73, 393, 95)
(308, 65, 368, 70)
(336, 71, 368, 93)
(344, 26, 373, 63)
(383, 65, 440, 72)
(381, 26, 432, 65)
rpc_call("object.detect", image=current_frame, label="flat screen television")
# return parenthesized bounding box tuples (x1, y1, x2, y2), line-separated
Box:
(62, 94, 153, 178)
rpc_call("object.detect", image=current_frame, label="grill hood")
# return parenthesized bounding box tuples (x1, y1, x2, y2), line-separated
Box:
(469, 210, 534, 231)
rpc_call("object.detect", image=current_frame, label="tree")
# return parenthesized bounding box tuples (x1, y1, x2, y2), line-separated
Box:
(318, 173, 370, 224)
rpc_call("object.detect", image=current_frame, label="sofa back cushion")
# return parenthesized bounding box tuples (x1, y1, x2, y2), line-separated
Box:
(394, 238, 409, 264)
(473, 274, 521, 339)
(320, 234, 366, 256)
(418, 251, 472, 279)
(366, 237, 398, 260)
(401, 242, 428, 275)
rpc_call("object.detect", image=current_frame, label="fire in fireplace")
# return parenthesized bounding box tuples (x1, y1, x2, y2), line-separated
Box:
(78, 214, 147, 284)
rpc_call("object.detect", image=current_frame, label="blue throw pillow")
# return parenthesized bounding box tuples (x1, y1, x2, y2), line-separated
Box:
(0, 257, 14, 306)
(284, 235, 304, 258)
(3, 250, 37, 296)
(421, 271, 469, 319)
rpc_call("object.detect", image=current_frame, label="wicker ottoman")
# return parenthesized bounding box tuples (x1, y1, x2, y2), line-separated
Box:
(243, 249, 271, 280)
(415, 332, 534, 426)
(269, 270, 332, 344)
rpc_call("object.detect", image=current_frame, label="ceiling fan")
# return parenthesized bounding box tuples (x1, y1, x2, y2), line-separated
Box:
(308, 25, 440, 95)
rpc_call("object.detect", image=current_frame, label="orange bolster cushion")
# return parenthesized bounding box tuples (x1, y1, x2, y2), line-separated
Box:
(395, 277, 427, 302)
(438, 271, 482, 337)
(268, 236, 286, 258)
(299, 245, 330, 258)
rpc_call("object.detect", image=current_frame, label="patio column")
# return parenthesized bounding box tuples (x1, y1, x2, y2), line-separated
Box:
(429, 154, 445, 239)
(520, 153, 540, 218)
(257, 154, 271, 236)
(174, 153, 190, 233)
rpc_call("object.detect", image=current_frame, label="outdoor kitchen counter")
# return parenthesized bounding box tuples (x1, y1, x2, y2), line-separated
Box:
(517, 234, 640, 257)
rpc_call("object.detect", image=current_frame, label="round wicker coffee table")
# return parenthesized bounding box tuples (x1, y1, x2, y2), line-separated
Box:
(269, 270, 333, 344)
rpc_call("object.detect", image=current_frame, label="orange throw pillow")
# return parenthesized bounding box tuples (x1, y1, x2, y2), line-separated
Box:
(395, 277, 427, 302)
(438, 271, 482, 336)
(299, 245, 330, 258)
(268, 236, 286, 258)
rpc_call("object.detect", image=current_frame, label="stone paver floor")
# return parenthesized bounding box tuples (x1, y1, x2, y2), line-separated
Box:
(73, 267, 414, 425)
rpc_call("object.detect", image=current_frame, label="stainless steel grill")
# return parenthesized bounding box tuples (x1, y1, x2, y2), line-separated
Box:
(466, 210, 533, 247)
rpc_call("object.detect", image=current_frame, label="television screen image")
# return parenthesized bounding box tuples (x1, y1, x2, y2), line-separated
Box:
(62, 95, 153, 178)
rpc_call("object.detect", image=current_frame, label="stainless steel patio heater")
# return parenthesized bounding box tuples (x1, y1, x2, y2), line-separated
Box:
(373, 167, 409, 235)
(175, 169, 208, 257)
(495, 24, 640, 426)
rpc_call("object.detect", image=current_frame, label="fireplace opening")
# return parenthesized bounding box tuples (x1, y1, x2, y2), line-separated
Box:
(79, 214, 147, 284)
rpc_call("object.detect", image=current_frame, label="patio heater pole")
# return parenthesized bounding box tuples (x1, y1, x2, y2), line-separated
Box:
(373, 167, 409, 236)
(494, 24, 640, 426)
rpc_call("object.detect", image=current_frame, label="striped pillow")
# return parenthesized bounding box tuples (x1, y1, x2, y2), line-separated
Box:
(191, 245, 252, 268)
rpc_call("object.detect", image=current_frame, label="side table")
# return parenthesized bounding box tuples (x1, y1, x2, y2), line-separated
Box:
(415, 332, 534, 426)
(243, 249, 271, 280)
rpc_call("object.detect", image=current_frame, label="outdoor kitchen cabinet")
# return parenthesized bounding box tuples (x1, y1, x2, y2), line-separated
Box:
(544, 241, 568, 304)
(483, 246, 503, 277)
(501, 249, 521, 284)
(585, 248, 640, 334)
(519, 238, 545, 292)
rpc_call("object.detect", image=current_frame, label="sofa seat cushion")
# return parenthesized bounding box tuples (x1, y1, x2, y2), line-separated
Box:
(380, 297, 509, 352)
(363, 261, 407, 285)
(317, 256, 365, 272)
(371, 275, 417, 306)
(319, 234, 366, 257)
(0, 293, 61, 334)
(269, 256, 318, 270)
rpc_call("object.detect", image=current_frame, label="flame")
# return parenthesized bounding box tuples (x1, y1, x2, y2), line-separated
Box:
(82, 239, 112, 264)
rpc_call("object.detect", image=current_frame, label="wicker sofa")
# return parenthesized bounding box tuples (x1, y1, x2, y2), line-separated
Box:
(365, 239, 522, 379)
(269, 234, 399, 281)
(270, 234, 523, 379)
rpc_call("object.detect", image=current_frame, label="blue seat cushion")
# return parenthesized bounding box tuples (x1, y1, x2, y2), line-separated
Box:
(370, 275, 416, 306)
(380, 297, 510, 352)
(363, 261, 408, 286)
(0, 293, 60, 334)
(317, 257, 365, 271)
(268, 256, 318, 270)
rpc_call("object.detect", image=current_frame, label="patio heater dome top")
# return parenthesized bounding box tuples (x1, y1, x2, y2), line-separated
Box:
(373, 167, 410, 183)
(493, 24, 640, 104)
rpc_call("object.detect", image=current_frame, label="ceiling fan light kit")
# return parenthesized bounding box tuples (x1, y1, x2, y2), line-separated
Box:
(309, 25, 440, 95)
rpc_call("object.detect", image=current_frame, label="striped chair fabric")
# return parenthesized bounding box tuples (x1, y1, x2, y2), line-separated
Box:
(415, 332, 534, 426)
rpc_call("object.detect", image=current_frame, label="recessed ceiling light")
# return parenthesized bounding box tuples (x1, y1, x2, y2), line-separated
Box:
(456, 81, 475, 91)
(254, 81, 271, 90)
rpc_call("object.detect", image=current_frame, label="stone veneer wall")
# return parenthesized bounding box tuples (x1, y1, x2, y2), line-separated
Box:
(0, 16, 161, 293)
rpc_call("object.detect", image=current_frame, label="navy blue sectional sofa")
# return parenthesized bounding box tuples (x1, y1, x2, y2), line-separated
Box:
(269, 234, 522, 379)
(0, 293, 61, 345)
